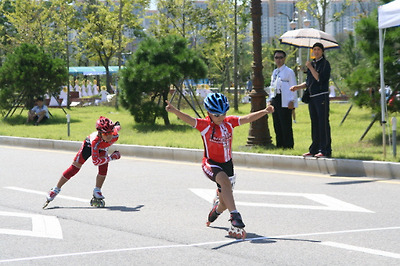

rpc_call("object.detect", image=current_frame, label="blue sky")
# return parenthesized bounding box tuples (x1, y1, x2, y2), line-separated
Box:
(150, 0, 156, 10)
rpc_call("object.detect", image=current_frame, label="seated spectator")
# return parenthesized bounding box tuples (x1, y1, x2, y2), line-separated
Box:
(26, 97, 50, 126)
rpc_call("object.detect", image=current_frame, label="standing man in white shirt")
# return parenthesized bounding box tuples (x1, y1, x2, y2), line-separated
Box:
(269, 50, 297, 149)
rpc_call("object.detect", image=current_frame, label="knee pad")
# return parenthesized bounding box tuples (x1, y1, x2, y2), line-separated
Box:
(98, 163, 108, 176)
(62, 165, 80, 180)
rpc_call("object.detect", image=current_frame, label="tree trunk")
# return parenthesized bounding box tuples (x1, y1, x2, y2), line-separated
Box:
(162, 90, 171, 126)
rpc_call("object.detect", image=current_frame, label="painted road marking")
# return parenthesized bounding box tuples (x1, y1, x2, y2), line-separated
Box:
(4, 186, 88, 203)
(189, 188, 374, 213)
(0, 211, 62, 239)
(320, 241, 400, 259)
(1, 226, 399, 263)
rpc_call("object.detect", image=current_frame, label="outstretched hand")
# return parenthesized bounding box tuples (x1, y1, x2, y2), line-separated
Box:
(266, 104, 274, 114)
(165, 100, 174, 113)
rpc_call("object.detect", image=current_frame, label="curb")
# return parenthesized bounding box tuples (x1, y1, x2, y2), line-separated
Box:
(1, 136, 399, 179)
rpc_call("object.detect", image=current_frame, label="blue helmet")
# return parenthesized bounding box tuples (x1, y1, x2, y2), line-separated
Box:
(204, 93, 230, 115)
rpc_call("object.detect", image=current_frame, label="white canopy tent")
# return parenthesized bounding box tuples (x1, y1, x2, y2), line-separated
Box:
(378, 0, 400, 157)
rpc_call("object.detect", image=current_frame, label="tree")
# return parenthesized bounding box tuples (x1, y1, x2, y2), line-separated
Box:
(0, 0, 16, 65)
(150, 0, 252, 98)
(297, 0, 349, 31)
(0, 43, 67, 114)
(119, 35, 207, 125)
(2, 0, 55, 53)
(200, 0, 251, 94)
(345, 8, 400, 113)
(77, 0, 148, 93)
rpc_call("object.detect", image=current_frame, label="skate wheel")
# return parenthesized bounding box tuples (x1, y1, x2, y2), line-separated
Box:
(228, 226, 246, 240)
(90, 198, 105, 208)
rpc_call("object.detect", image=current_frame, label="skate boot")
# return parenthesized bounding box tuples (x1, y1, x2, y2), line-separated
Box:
(206, 189, 221, 226)
(43, 187, 61, 209)
(228, 212, 246, 239)
(206, 199, 221, 226)
(90, 188, 105, 208)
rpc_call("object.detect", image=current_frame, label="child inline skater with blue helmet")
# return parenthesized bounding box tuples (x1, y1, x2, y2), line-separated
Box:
(166, 93, 274, 239)
(43, 116, 121, 209)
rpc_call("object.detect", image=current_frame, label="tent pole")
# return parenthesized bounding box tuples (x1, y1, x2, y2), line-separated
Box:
(379, 28, 386, 159)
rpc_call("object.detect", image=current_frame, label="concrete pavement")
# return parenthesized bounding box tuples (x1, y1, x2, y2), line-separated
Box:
(1, 135, 399, 179)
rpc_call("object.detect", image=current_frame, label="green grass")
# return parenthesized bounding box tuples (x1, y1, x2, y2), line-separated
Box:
(1, 101, 399, 162)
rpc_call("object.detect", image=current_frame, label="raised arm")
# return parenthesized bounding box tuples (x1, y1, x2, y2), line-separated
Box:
(165, 100, 196, 127)
(290, 82, 306, 92)
(239, 104, 274, 125)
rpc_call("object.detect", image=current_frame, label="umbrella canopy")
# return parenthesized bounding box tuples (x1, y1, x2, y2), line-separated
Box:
(279, 28, 340, 50)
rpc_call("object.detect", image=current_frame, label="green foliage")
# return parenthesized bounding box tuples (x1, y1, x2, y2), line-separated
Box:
(0, 43, 67, 111)
(346, 9, 400, 114)
(77, 0, 147, 93)
(120, 35, 207, 125)
(151, 0, 252, 92)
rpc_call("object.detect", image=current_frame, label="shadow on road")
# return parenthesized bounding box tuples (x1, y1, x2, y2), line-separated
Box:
(326, 180, 378, 185)
(44, 204, 144, 212)
(209, 226, 320, 249)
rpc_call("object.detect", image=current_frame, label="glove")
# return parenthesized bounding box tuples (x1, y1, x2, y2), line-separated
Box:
(114, 121, 121, 132)
(110, 151, 121, 161)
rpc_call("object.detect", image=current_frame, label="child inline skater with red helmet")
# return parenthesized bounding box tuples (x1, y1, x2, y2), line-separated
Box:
(43, 116, 121, 209)
(165, 93, 274, 239)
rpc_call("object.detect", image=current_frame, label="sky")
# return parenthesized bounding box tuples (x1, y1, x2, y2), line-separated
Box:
(150, 0, 156, 10)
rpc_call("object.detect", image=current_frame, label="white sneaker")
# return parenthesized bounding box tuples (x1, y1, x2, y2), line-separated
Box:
(93, 188, 104, 199)
(46, 187, 60, 201)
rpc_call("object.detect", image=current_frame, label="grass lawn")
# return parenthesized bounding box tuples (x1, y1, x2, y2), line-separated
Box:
(1, 101, 399, 162)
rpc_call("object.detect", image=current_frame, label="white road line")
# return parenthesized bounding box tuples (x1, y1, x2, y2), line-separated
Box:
(190, 188, 373, 213)
(4, 186, 88, 203)
(1, 226, 400, 263)
(0, 211, 63, 239)
(320, 241, 400, 259)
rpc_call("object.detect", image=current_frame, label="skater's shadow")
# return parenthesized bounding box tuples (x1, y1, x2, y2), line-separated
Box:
(248, 236, 320, 244)
(209, 226, 319, 249)
(106, 205, 144, 212)
(44, 204, 144, 212)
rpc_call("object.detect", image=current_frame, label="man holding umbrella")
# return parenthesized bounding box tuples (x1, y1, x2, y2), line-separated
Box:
(290, 42, 332, 158)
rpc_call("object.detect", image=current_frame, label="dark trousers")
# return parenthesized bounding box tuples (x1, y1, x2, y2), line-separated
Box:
(271, 94, 294, 148)
(308, 94, 332, 156)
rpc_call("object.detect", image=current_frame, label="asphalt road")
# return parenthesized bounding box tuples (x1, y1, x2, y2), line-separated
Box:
(1, 145, 400, 265)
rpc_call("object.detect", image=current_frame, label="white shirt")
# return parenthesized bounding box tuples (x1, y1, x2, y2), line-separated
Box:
(31, 105, 50, 118)
(270, 65, 298, 108)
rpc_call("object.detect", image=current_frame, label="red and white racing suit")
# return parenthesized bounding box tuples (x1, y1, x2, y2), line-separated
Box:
(64, 126, 120, 178)
(195, 116, 240, 185)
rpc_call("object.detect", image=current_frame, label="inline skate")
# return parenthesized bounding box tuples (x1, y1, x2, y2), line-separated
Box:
(228, 212, 246, 239)
(90, 188, 105, 208)
(43, 187, 60, 209)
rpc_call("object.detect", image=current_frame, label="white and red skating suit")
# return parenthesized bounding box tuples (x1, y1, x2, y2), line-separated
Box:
(73, 126, 120, 166)
(195, 116, 240, 163)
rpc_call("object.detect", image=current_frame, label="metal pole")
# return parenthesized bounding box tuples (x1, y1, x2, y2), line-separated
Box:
(116, 0, 123, 110)
(66, 22, 70, 109)
(392, 117, 397, 157)
(379, 28, 386, 159)
(233, 0, 238, 111)
(66, 114, 71, 137)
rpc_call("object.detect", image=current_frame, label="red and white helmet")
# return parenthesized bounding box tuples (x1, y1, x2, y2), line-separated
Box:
(96, 116, 114, 133)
